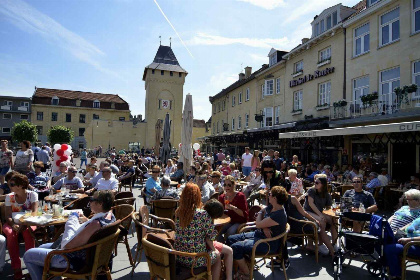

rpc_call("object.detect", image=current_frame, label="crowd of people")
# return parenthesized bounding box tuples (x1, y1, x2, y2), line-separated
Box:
(0, 140, 419, 279)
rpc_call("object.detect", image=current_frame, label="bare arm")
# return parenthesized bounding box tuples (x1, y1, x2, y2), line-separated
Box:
(291, 196, 318, 224)
(308, 196, 323, 217)
(366, 204, 378, 214)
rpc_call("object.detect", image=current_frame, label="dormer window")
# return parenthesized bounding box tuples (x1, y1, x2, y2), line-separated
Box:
(93, 100, 100, 108)
(312, 9, 339, 37)
(52, 96, 59, 105)
(76, 99, 81, 107)
(269, 53, 277, 67)
(111, 102, 115, 109)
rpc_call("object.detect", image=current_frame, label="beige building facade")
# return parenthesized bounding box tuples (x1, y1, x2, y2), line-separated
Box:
(206, 0, 420, 181)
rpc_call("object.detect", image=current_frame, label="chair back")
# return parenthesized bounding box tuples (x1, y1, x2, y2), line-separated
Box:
(112, 204, 135, 231)
(114, 197, 136, 206)
(64, 196, 92, 217)
(142, 233, 175, 279)
(341, 184, 354, 195)
(248, 205, 262, 222)
(152, 199, 178, 220)
(115, 192, 134, 200)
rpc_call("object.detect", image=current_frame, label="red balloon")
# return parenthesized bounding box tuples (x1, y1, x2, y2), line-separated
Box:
(60, 155, 68, 161)
(55, 160, 62, 167)
(56, 149, 64, 156)
(61, 144, 68, 151)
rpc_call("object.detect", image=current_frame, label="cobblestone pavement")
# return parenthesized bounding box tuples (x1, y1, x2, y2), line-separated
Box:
(2, 158, 420, 279)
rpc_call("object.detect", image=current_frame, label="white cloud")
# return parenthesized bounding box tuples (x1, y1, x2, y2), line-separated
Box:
(0, 0, 118, 77)
(237, 0, 286, 10)
(187, 32, 291, 49)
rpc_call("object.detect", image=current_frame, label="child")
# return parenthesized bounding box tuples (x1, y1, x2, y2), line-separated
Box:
(204, 199, 233, 280)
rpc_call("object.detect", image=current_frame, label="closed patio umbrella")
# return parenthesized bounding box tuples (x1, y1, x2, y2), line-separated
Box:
(154, 119, 162, 158)
(161, 113, 171, 165)
(179, 94, 193, 175)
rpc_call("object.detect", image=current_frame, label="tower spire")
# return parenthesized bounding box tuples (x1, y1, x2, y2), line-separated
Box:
(159, 36, 161, 46)
(170, 37, 172, 47)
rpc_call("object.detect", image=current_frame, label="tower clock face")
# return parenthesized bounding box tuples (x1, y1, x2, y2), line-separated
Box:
(161, 100, 170, 109)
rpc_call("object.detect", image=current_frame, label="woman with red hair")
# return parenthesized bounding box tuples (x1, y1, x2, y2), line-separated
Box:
(175, 183, 221, 279)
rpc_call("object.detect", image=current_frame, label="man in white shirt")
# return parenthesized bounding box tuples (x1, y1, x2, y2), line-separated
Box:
(196, 173, 214, 203)
(378, 168, 389, 186)
(88, 167, 118, 194)
(241, 147, 253, 177)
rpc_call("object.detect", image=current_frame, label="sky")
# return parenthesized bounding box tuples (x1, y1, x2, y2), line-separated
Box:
(0, 0, 358, 121)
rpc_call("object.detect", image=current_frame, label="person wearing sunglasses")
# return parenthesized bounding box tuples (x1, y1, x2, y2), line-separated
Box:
(217, 175, 248, 242)
(3, 173, 38, 279)
(144, 165, 162, 202)
(210, 171, 223, 194)
(53, 166, 84, 194)
(342, 175, 378, 232)
(196, 173, 214, 203)
(86, 167, 118, 195)
(261, 159, 281, 190)
(303, 176, 336, 257)
(23, 190, 116, 280)
(27, 161, 51, 200)
(170, 162, 184, 182)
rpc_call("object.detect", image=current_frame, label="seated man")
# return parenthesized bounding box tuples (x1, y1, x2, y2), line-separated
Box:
(86, 167, 118, 194)
(196, 172, 214, 203)
(151, 176, 178, 200)
(118, 160, 135, 184)
(366, 172, 381, 193)
(28, 161, 51, 200)
(86, 161, 113, 188)
(53, 166, 84, 193)
(51, 162, 68, 185)
(170, 162, 184, 182)
(343, 176, 378, 232)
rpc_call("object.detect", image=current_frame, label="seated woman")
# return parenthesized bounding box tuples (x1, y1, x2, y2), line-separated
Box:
(23, 191, 116, 280)
(0, 171, 18, 201)
(174, 183, 221, 280)
(244, 168, 263, 199)
(303, 176, 336, 257)
(287, 168, 304, 198)
(227, 186, 288, 280)
(210, 171, 223, 194)
(144, 165, 162, 203)
(83, 164, 98, 181)
(217, 175, 248, 242)
(3, 173, 38, 279)
(151, 176, 178, 200)
(384, 189, 420, 279)
(164, 159, 175, 176)
(186, 165, 197, 183)
(27, 161, 51, 200)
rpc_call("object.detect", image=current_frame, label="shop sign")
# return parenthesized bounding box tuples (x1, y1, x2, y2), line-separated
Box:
(292, 131, 317, 138)
(289, 67, 335, 88)
(398, 123, 420, 131)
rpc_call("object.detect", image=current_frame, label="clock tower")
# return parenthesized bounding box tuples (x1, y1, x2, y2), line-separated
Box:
(142, 45, 187, 150)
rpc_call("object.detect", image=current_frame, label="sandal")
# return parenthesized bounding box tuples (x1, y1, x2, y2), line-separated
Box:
(234, 271, 250, 280)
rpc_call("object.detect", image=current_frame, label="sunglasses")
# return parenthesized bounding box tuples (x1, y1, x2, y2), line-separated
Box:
(264, 170, 274, 174)
(211, 175, 219, 178)
(152, 171, 160, 174)
(9, 182, 16, 187)
(255, 169, 261, 172)
(224, 183, 233, 187)
(315, 181, 322, 185)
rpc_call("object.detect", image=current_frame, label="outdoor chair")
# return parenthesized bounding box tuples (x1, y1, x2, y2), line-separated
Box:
(115, 191, 134, 200)
(142, 233, 212, 280)
(114, 197, 136, 207)
(287, 217, 319, 263)
(112, 204, 135, 267)
(131, 206, 175, 275)
(118, 174, 135, 192)
(64, 196, 92, 217)
(42, 220, 121, 280)
(238, 223, 290, 280)
(401, 240, 420, 280)
(151, 199, 178, 221)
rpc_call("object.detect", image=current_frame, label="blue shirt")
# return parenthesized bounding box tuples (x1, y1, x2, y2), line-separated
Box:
(366, 178, 381, 193)
(0, 183, 11, 195)
(37, 150, 50, 165)
(306, 170, 320, 182)
(170, 169, 184, 180)
(145, 177, 162, 196)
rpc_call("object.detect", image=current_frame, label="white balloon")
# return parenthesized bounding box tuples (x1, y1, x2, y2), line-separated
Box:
(54, 144, 61, 150)
(64, 150, 71, 156)
(193, 143, 200, 151)
(53, 154, 60, 160)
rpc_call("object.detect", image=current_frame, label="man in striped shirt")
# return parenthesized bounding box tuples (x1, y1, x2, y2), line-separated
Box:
(389, 189, 420, 233)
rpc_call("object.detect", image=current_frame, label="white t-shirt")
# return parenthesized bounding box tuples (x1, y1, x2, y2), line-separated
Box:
(95, 178, 119, 191)
(242, 153, 253, 167)
(378, 175, 389, 186)
(84, 171, 98, 180)
(53, 177, 84, 191)
(5, 191, 38, 212)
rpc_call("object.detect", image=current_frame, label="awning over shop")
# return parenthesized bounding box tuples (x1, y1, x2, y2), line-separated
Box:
(278, 121, 420, 139)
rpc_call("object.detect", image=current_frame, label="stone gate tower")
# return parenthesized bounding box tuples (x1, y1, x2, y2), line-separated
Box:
(142, 45, 188, 150)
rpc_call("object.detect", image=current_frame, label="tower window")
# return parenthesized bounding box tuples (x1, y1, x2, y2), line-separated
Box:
(179, 73, 182, 78)
(161, 70, 164, 75)
(152, 69, 155, 74)
(170, 71, 173, 76)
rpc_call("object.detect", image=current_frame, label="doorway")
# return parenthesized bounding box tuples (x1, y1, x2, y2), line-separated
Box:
(392, 143, 416, 182)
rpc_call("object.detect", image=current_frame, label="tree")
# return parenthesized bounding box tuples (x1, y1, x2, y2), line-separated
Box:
(11, 120, 38, 143)
(47, 125, 74, 145)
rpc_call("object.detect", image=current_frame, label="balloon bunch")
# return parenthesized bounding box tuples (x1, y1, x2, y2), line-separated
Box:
(193, 143, 201, 156)
(52, 144, 72, 173)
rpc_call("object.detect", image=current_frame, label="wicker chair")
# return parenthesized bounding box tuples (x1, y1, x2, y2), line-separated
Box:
(115, 191, 134, 200)
(114, 197, 136, 207)
(142, 233, 212, 280)
(119, 175, 136, 192)
(42, 220, 121, 280)
(401, 240, 420, 280)
(239, 223, 290, 280)
(131, 206, 176, 275)
(112, 204, 135, 267)
(151, 199, 178, 221)
(64, 196, 92, 217)
(287, 217, 319, 263)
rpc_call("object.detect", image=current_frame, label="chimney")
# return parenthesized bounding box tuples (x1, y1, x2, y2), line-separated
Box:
(302, 38, 310, 44)
(138, 114, 143, 121)
(244, 66, 252, 78)
(239, 73, 245, 80)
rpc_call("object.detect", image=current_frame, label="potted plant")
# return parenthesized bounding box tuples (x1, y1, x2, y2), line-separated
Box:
(333, 100, 348, 108)
(407, 84, 418, 93)
(361, 92, 378, 107)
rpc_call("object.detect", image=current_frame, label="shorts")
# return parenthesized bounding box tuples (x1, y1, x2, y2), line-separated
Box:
(0, 166, 10, 176)
(242, 166, 252, 176)
(213, 241, 224, 253)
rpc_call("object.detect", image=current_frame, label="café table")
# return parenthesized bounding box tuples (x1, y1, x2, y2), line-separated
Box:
(18, 213, 70, 244)
(45, 193, 88, 204)
(214, 214, 231, 232)
(170, 181, 179, 188)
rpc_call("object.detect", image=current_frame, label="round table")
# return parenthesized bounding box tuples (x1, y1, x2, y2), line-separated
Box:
(45, 193, 88, 204)
(214, 214, 231, 227)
